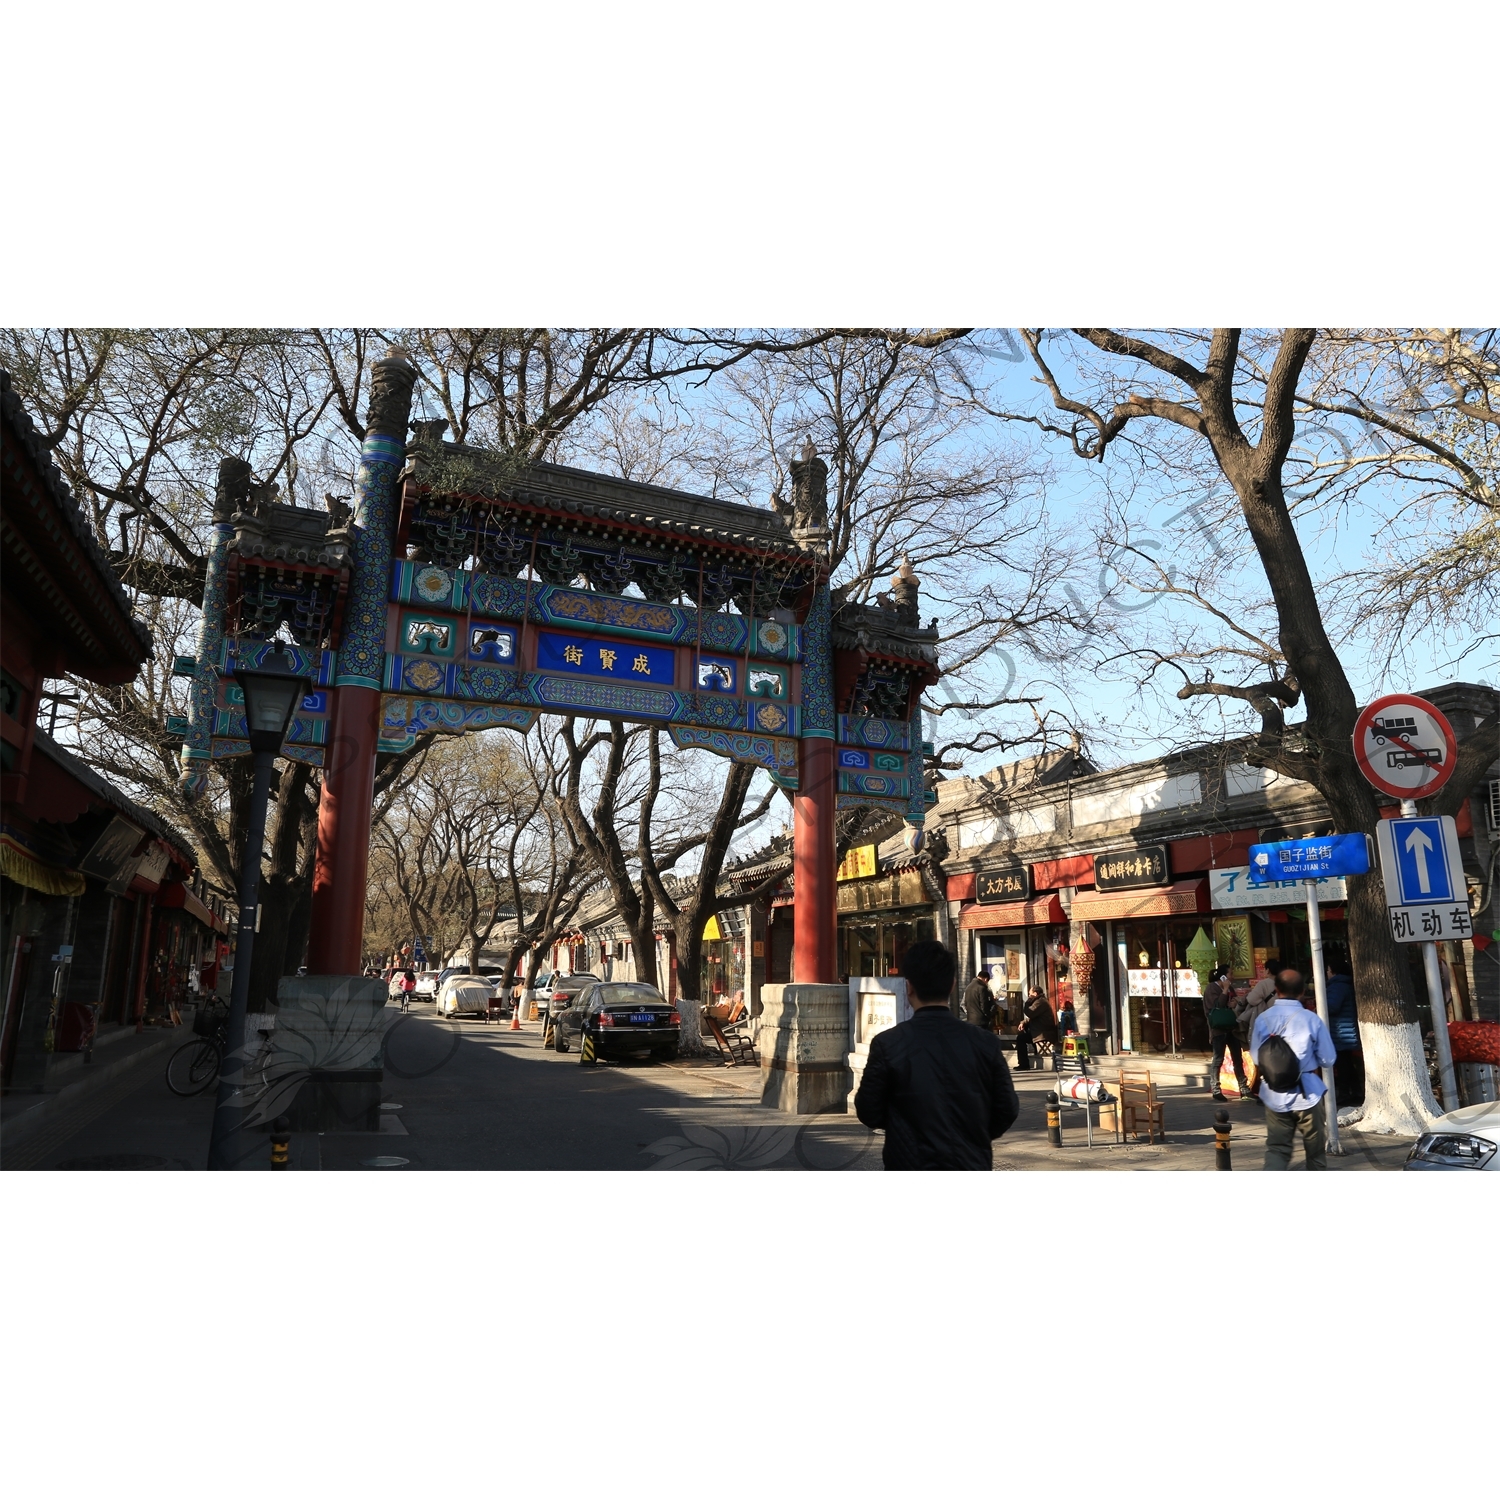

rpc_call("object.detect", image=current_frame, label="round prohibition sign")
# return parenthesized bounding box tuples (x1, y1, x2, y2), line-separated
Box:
(1352, 692, 1458, 800)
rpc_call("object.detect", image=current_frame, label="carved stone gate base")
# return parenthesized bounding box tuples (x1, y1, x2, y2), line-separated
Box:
(272, 975, 389, 1133)
(758, 983, 851, 1114)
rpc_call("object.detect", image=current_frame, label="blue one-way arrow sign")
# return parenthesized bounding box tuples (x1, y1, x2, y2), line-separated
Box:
(1375, 814, 1471, 944)
(1382, 817, 1458, 904)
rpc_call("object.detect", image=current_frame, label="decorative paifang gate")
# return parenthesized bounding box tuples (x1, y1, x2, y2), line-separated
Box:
(175, 353, 940, 980)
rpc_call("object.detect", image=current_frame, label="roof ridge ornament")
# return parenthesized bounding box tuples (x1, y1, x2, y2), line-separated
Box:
(788, 438, 830, 553)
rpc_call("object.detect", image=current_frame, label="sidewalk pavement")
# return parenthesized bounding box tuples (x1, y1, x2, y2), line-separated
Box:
(2, 1012, 1415, 1170)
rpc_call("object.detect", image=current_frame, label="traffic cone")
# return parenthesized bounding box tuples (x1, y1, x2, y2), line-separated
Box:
(509, 999, 522, 1031)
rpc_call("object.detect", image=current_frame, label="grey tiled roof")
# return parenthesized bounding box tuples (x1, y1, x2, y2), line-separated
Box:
(427, 443, 811, 561)
(31, 729, 194, 861)
(0, 369, 154, 656)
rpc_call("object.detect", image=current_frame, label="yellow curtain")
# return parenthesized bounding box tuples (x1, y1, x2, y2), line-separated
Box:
(0, 838, 86, 897)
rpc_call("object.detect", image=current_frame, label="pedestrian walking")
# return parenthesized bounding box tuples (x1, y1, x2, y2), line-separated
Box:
(962, 968, 993, 1027)
(1325, 959, 1364, 1107)
(854, 940, 1020, 1170)
(1203, 965, 1251, 1102)
(1248, 968, 1338, 1171)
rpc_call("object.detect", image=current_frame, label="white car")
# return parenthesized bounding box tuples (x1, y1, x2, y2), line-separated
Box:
(435, 975, 496, 1017)
(1404, 1100, 1500, 1170)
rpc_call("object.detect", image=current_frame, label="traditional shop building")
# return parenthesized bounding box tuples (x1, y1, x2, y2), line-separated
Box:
(932, 693, 1498, 1055)
(2, 370, 226, 1092)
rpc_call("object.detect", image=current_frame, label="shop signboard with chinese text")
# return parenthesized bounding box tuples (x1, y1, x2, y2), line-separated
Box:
(1375, 815, 1472, 943)
(1210, 867, 1347, 910)
(1094, 845, 1170, 892)
(976, 862, 1032, 903)
(836, 844, 877, 882)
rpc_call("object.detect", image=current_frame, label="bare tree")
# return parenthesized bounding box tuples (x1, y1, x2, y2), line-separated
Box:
(981, 328, 1498, 1134)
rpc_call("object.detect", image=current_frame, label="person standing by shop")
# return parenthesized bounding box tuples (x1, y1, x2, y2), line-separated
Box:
(962, 967, 994, 1027)
(1202, 965, 1251, 1103)
(1249, 969, 1338, 1171)
(854, 941, 1020, 1170)
(1238, 971, 1276, 1096)
(1325, 959, 1364, 1107)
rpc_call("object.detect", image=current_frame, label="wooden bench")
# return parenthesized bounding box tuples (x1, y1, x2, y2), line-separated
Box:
(1117, 1069, 1166, 1144)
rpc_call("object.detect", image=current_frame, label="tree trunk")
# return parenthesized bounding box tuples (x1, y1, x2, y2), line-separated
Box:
(1200, 351, 1442, 1137)
(673, 913, 707, 1055)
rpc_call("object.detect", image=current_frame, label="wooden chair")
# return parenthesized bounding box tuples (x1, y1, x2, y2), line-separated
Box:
(704, 996, 758, 1067)
(1118, 1070, 1166, 1144)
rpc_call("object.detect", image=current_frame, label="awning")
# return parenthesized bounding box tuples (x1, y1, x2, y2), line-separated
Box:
(0, 835, 85, 896)
(958, 894, 1066, 929)
(1070, 879, 1209, 923)
(157, 881, 227, 933)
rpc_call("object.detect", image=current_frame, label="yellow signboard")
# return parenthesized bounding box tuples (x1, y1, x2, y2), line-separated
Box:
(837, 844, 878, 882)
(702, 914, 723, 941)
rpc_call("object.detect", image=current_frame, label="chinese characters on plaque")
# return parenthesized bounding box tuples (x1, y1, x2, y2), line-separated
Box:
(975, 863, 1032, 903)
(1093, 845, 1170, 891)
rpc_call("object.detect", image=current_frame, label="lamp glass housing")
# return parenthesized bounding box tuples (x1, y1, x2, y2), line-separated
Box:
(235, 645, 311, 754)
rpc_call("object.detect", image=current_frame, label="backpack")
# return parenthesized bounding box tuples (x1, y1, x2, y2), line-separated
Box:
(1256, 1032, 1304, 1093)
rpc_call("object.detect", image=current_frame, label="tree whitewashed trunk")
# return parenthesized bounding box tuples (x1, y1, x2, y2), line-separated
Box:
(1339, 1020, 1441, 1135)
(677, 993, 705, 1056)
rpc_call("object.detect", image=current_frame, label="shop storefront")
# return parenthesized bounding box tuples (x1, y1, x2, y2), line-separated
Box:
(837, 858, 935, 981)
(953, 873, 1065, 1029)
(700, 909, 747, 1006)
(1071, 845, 1214, 1056)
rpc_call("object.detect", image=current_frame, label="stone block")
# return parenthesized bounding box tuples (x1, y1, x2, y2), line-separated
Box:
(759, 983, 851, 1114)
(265, 974, 390, 1133)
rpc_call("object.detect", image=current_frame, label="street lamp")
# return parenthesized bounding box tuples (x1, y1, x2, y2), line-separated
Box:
(207, 642, 312, 1170)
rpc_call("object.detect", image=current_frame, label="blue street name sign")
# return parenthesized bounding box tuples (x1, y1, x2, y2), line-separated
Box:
(1247, 832, 1371, 883)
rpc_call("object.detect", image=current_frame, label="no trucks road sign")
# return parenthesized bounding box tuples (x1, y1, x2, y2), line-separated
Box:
(1352, 693, 1458, 801)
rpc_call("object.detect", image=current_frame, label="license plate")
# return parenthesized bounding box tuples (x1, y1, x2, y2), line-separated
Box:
(628, 1012, 657, 1025)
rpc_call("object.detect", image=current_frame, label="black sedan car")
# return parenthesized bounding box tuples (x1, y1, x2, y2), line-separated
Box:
(553, 982, 680, 1064)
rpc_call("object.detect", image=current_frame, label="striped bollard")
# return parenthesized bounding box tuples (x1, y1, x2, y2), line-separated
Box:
(1045, 1091, 1062, 1148)
(1213, 1108, 1232, 1170)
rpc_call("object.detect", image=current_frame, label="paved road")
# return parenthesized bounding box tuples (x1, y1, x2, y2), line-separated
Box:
(2, 1004, 1414, 1170)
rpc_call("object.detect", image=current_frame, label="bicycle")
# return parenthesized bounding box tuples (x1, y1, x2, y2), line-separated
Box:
(165, 1005, 275, 1097)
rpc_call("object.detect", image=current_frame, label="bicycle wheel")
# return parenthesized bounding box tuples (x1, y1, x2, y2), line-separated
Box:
(166, 1039, 221, 1097)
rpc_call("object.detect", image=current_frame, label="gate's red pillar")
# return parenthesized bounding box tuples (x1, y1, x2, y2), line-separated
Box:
(793, 735, 837, 983)
(307, 686, 380, 974)
(306, 352, 416, 975)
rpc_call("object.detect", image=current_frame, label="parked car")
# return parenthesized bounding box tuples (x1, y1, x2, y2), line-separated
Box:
(553, 982, 680, 1063)
(517, 970, 559, 1017)
(416, 966, 465, 998)
(537, 972, 599, 1027)
(435, 974, 496, 1017)
(1403, 1100, 1500, 1170)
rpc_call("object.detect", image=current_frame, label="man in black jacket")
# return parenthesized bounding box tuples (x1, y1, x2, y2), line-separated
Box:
(855, 941, 1020, 1170)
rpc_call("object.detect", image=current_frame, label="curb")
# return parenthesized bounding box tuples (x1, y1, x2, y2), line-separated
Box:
(0, 1031, 183, 1154)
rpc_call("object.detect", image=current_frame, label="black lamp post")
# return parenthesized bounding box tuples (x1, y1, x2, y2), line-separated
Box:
(207, 642, 312, 1170)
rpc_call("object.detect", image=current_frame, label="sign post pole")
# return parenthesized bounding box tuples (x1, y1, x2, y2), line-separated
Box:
(1401, 797, 1458, 1112)
(1302, 878, 1342, 1155)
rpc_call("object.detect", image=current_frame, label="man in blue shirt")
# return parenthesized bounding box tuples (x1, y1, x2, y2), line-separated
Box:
(1248, 969, 1338, 1171)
